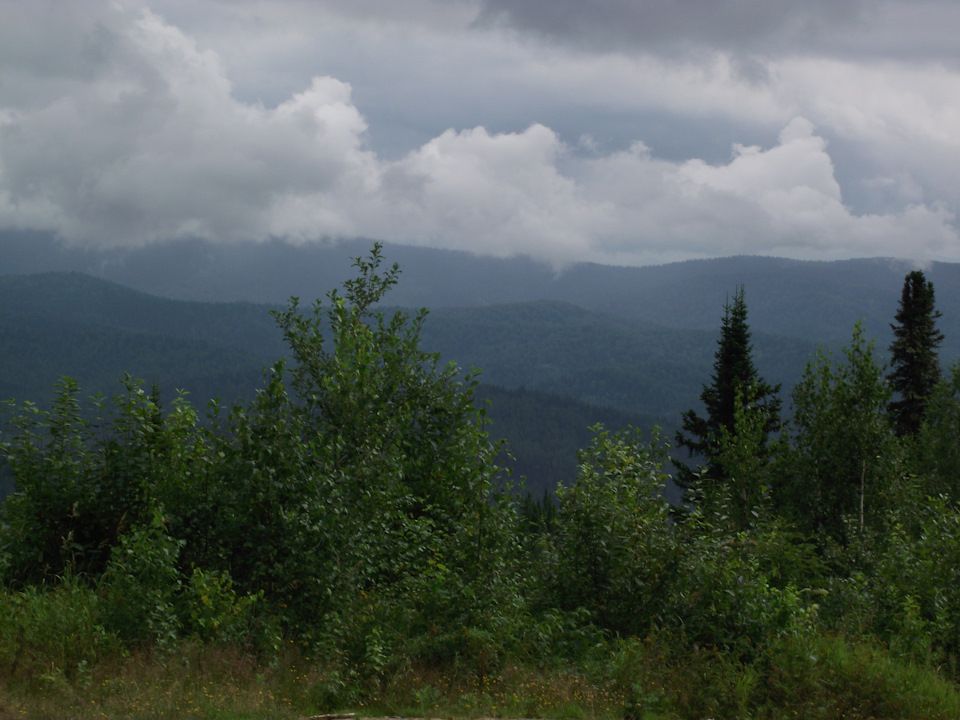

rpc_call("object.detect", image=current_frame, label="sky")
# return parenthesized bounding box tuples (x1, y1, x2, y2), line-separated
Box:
(2, 0, 960, 268)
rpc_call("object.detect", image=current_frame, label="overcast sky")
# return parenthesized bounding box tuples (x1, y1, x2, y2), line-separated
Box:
(2, 0, 960, 267)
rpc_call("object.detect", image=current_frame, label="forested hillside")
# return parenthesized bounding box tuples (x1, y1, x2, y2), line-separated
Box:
(0, 276, 279, 426)
(473, 384, 667, 500)
(424, 300, 815, 419)
(0, 271, 286, 356)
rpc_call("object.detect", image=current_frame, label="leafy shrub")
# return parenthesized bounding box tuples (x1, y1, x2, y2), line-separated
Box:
(668, 514, 820, 660)
(0, 578, 107, 687)
(519, 607, 604, 664)
(778, 324, 901, 543)
(0, 377, 206, 586)
(910, 361, 960, 502)
(258, 245, 524, 660)
(98, 504, 183, 647)
(180, 566, 266, 648)
(873, 496, 960, 666)
(2, 245, 525, 667)
(537, 426, 675, 636)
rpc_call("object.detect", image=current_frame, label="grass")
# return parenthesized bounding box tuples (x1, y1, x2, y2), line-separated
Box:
(0, 645, 629, 720)
(0, 642, 308, 720)
(3, 594, 960, 720)
(381, 664, 628, 720)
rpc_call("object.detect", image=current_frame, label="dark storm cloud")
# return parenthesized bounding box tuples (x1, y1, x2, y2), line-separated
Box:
(475, 0, 865, 54)
(475, 0, 960, 64)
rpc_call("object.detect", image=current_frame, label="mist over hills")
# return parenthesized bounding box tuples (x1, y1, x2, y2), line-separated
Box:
(3, 230, 957, 357)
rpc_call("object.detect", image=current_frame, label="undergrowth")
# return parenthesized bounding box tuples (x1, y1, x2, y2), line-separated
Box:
(3, 601, 960, 720)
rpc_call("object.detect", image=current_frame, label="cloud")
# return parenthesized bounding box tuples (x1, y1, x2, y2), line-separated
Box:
(475, 0, 865, 55)
(0, 5, 380, 245)
(1, 1, 958, 269)
(365, 125, 598, 259)
(475, 0, 960, 61)
(560, 117, 958, 265)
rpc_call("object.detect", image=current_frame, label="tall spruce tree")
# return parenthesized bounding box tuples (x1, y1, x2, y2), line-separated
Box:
(675, 287, 781, 497)
(888, 270, 944, 436)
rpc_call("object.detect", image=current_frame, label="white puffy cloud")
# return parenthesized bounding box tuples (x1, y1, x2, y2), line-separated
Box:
(0, 6, 380, 245)
(358, 115, 957, 267)
(563, 118, 954, 265)
(366, 125, 601, 261)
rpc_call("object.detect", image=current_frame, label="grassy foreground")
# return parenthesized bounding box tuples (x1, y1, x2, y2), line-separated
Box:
(3, 626, 960, 720)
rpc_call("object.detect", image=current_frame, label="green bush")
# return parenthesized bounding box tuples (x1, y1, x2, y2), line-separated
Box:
(180, 566, 266, 648)
(257, 244, 524, 661)
(872, 496, 960, 666)
(668, 514, 821, 660)
(98, 504, 183, 647)
(0, 377, 206, 586)
(0, 579, 107, 688)
(2, 245, 525, 669)
(537, 426, 675, 636)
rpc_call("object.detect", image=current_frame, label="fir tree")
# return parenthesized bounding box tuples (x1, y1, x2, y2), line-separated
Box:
(888, 270, 944, 436)
(675, 287, 781, 496)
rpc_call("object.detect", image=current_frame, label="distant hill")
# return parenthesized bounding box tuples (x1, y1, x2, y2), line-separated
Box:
(0, 271, 286, 358)
(473, 384, 667, 500)
(0, 271, 817, 416)
(422, 300, 815, 419)
(600, 255, 960, 353)
(3, 232, 956, 361)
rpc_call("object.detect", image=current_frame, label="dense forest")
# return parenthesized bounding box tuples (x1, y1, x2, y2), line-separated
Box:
(3, 245, 960, 719)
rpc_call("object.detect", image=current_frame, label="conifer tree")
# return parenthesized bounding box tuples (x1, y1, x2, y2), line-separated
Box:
(888, 270, 943, 436)
(675, 287, 781, 496)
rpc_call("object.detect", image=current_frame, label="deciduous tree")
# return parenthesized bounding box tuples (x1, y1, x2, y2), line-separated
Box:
(780, 323, 900, 542)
